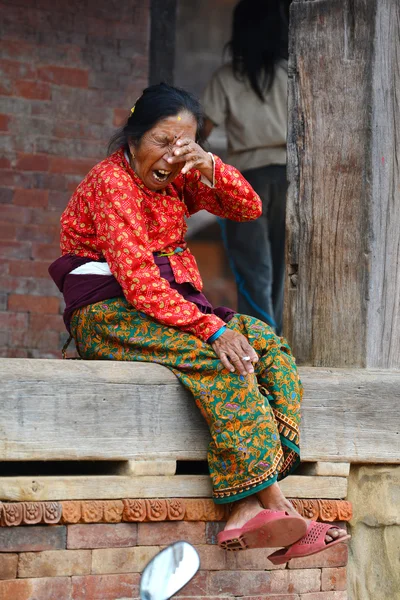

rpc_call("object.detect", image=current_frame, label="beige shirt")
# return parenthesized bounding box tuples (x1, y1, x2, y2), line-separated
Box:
(202, 60, 288, 172)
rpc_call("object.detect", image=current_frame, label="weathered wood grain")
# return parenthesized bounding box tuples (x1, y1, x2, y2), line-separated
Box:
(0, 359, 399, 464)
(367, 0, 400, 368)
(286, 0, 400, 368)
(0, 474, 347, 502)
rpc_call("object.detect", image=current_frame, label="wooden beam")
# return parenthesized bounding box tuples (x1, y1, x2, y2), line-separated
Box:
(286, 0, 400, 368)
(0, 359, 399, 464)
(0, 474, 347, 502)
(299, 462, 350, 478)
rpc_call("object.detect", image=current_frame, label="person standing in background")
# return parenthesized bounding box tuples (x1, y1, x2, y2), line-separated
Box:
(202, 0, 290, 335)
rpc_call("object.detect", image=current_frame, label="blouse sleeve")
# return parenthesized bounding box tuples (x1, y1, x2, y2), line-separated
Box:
(181, 155, 262, 221)
(91, 175, 226, 343)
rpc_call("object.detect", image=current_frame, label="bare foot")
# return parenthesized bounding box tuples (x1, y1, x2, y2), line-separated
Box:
(223, 495, 264, 531)
(257, 483, 348, 545)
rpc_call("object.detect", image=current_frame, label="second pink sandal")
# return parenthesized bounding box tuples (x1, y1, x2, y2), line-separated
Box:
(267, 521, 351, 565)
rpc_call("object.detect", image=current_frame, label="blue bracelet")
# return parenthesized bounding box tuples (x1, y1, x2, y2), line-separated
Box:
(207, 326, 227, 344)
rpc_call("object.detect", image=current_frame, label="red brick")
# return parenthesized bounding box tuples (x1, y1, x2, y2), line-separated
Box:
(0, 311, 28, 329)
(0, 222, 17, 240)
(9, 328, 59, 350)
(14, 80, 51, 100)
(31, 243, 61, 261)
(13, 189, 48, 208)
(30, 209, 62, 226)
(18, 549, 91, 578)
(289, 543, 348, 569)
(194, 545, 227, 571)
(16, 153, 50, 171)
(37, 65, 89, 88)
(67, 523, 138, 550)
(0, 187, 13, 203)
(207, 569, 321, 596)
(0, 577, 72, 600)
(0, 526, 66, 552)
(0, 554, 18, 580)
(0, 241, 31, 259)
(238, 596, 299, 600)
(175, 571, 208, 597)
(0, 58, 36, 79)
(92, 546, 160, 574)
(302, 593, 348, 600)
(0, 159, 11, 169)
(16, 224, 57, 244)
(0, 204, 32, 223)
(321, 567, 347, 591)
(9, 260, 50, 279)
(0, 275, 55, 296)
(205, 521, 225, 544)
(0, 260, 9, 275)
(138, 522, 206, 546)
(29, 312, 65, 332)
(0, 115, 11, 132)
(8, 294, 60, 314)
(0, 348, 28, 357)
(113, 108, 129, 126)
(49, 156, 96, 175)
(227, 547, 286, 571)
(48, 190, 69, 210)
(71, 573, 140, 600)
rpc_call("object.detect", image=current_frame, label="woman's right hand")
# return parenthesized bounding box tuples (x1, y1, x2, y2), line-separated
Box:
(211, 329, 258, 376)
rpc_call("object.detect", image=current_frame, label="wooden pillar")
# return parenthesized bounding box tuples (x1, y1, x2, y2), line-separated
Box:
(286, 0, 400, 368)
(149, 0, 177, 85)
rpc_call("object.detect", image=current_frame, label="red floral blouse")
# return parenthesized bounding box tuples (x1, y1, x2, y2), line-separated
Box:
(60, 149, 262, 342)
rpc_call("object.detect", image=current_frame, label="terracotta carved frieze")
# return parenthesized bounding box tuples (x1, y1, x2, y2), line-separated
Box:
(0, 498, 352, 526)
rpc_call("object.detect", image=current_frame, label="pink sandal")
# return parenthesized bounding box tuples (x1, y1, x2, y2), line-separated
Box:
(267, 521, 351, 565)
(217, 509, 308, 551)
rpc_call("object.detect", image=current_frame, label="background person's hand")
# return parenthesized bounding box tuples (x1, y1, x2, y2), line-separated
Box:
(212, 329, 258, 376)
(166, 137, 213, 181)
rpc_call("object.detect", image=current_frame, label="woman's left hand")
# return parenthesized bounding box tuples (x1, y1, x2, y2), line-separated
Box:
(167, 138, 213, 181)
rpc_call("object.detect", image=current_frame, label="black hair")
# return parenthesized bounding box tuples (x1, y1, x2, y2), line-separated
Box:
(227, 0, 290, 102)
(108, 82, 204, 155)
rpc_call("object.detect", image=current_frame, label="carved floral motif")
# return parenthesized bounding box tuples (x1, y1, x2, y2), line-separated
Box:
(2, 503, 23, 527)
(43, 502, 62, 524)
(61, 501, 81, 524)
(81, 501, 104, 523)
(123, 499, 146, 522)
(103, 501, 123, 523)
(0, 498, 352, 526)
(300, 499, 320, 521)
(23, 502, 43, 525)
(146, 499, 168, 521)
(167, 499, 185, 521)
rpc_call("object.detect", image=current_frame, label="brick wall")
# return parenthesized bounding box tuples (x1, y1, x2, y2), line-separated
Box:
(0, 520, 348, 600)
(0, 0, 150, 358)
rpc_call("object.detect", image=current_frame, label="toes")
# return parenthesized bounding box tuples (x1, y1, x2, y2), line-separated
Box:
(330, 529, 340, 538)
(326, 528, 347, 544)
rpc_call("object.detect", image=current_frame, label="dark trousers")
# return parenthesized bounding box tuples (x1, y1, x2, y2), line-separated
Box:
(220, 164, 287, 335)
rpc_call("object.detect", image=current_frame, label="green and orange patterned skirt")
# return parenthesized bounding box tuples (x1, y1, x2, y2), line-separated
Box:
(70, 297, 302, 504)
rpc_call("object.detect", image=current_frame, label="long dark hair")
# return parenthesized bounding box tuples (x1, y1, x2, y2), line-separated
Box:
(227, 0, 290, 102)
(108, 82, 204, 155)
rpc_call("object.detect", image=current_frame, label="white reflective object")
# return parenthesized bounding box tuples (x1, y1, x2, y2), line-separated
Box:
(140, 541, 200, 600)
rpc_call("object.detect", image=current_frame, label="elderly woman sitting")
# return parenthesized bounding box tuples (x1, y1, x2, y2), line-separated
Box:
(50, 83, 348, 563)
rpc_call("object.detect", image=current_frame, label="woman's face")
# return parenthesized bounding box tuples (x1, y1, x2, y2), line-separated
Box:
(130, 111, 197, 191)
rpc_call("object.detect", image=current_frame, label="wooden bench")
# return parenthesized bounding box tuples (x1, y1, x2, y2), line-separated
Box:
(1, 358, 399, 502)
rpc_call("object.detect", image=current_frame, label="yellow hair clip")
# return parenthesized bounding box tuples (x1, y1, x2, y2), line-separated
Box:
(130, 105, 135, 114)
